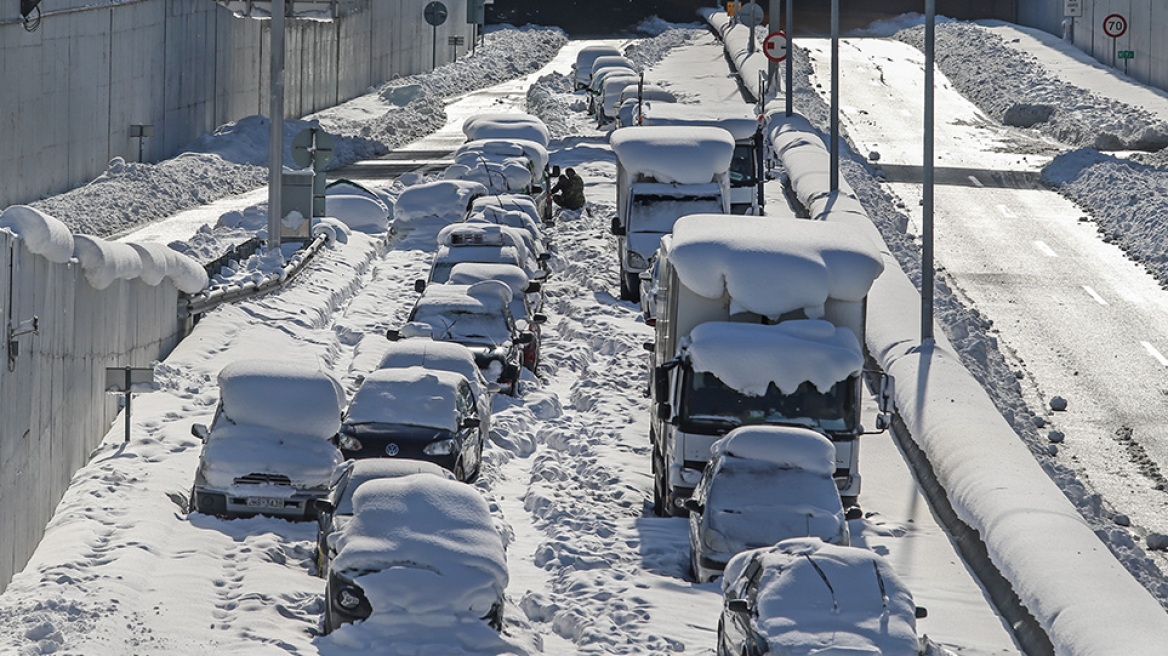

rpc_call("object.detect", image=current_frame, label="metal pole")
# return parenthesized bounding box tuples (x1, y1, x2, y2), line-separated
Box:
(768, 0, 780, 95)
(785, 0, 793, 116)
(433, 25, 438, 69)
(267, 0, 286, 253)
(922, 0, 935, 341)
(747, 0, 757, 54)
(829, 0, 839, 192)
(123, 366, 132, 443)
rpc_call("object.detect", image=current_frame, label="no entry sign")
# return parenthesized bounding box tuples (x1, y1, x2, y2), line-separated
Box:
(1103, 13, 1127, 38)
(763, 31, 787, 62)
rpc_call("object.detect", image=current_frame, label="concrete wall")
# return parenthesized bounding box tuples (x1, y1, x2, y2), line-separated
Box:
(0, 0, 474, 209)
(1017, 0, 1168, 93)
(0, 232, 185, 590)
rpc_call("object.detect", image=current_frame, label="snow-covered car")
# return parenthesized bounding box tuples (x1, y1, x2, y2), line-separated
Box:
(573, 44, 622, 90)
(686, 426, 850, 583)
(189, 360, 345, 520)
(390, 180, 488, 239)
(448, 138, 552, 221)
(587, 55, 635, 95)
(390, 280, 529, 396)
(469, 194, 546, 229)
(428, 223, 546, 284)
(466, 204, 551, 255)
(377, 339, 494, 430)
(323, 476, 508, 633)
(462, 112, 550, 148)
(616, 84, 678, 128)
(446, 262, 547, 371)
(597, 73, 641, 127)
(338, 367, 486, 482)
(314, 458, 455, 577)
(719, 538, 930, 656)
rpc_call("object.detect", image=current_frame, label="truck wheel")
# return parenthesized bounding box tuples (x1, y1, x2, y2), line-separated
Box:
(620, 271, 640, 302)
(652, 448, 667, 517)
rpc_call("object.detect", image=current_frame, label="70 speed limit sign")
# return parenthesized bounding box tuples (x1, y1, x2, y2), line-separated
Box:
(1103, 13, 1127, 38)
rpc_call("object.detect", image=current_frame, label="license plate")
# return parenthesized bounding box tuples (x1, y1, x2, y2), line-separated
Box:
(246, 497, 285, 509)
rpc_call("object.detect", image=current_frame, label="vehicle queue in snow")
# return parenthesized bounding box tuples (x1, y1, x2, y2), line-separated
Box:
(181, 44, 945, 655)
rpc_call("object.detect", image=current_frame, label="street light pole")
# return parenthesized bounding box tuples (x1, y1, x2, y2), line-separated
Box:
(785, 0, 793, 116)
(922, 0, 936, 341)
(267, 0, 286, 252)
(829, 0, 839, 191)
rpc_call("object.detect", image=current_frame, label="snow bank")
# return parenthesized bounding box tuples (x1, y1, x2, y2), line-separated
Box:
(325, 194, 390, 234)
(701, 9, 769, 102)
(712, 426, 838, 476)
(0, 205, 74, 263)
(639, 101, 759, 141)
(200, 423, 343, 491)
(462, 113, 550, 148)
(215, 359, 344, 439)
(610, 126, 735, 184)
(723, 539, 920, 656)
(71, 235, 143, 291)
(330, 477, 507, 618)
(392, 180, 487, 235)
(668, 215, 884, 319)
(344, 367, 464, 432)
(687, 321, 862, 396)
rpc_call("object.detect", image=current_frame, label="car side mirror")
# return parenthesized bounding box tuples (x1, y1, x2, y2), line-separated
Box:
(461, 417, 482, 430)
(653, 366, 670, 401)
(875, 412, 892, 432)
(656, 402, 671, 420)
(683, 498, 704, 513)
(386, 329, 401, 342)
(643, 341, 653, 352)
(532, 313, 548, 325)
(915, 606, 928, 619)
(726, 599, 752, 614)
(515, 332, 535, 345)
(610, 217, 625, 236)
(537, 252, 551, 262)
(532, 269, 549, 281)
(191, 423, 210, 441)
(414, 279, 426, 293)
(525, 281, 542, 294)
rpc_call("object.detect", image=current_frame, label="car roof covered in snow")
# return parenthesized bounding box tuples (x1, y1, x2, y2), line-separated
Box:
(377, 339, 489, 398)
(393, 180, 488, 224)
(414, 280, 513, 313)
(344, 367, 467, 431)
(711, 425, 837, 475)
(334, 460, 456, 516)
(610, 126, 735, 184)
(639, 101, 760, 141)
(215, 359, 344, 439)
(449, 262, 530, 297)
(686, 320, 863, 396)
(462, 113, 550, 147)
(669, 215, 884, 320)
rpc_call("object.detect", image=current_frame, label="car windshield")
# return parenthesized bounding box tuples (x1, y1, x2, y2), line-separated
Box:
(729, 144, 758, 187)
(681, 370, 855, 434)
(412, 308, 513, 346)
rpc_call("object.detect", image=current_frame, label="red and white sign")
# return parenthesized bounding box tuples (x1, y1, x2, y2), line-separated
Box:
(763, 31, 787, 62)
(1103, 13, 1127, 38)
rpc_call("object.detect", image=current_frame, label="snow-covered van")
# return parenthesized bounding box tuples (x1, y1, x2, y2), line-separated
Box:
(639, 102, 763, 214)
(573, 44, 622, 90)
(189, 360, 345, 520)
(648, 215, 891, 516)
(609, 126, 734, 302)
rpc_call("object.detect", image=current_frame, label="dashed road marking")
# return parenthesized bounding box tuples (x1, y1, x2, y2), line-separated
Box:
(1142, 341, 1168, 367)
(1034, 241, 1058, 257)
(997, 204, 1017, 218)
(1082, 286, 1108, 306)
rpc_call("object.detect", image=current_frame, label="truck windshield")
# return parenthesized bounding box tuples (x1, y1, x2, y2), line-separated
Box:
(680, 370, 855, 434)
(629, 195, 724, 234)
(729, 144, 758, 187)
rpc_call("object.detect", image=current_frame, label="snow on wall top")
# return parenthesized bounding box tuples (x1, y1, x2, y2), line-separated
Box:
(669, 215, 884, 319)
(344, 367, 465, 431)
(640, 102, 760, 141)
(462, 113, 550, 147)
(686, 321, 862, 396)
(216, 359, 344, 439)
(72, 235, 143, 291)
(330, 477, 507, 618)
(610, 126, 735, 184)
(0, 205, 74, 263)
(711, 425, 838, 475)
(722, 538, 920, 656)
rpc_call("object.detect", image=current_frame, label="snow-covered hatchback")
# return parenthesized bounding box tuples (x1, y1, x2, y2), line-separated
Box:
(189, 359, 345, 520)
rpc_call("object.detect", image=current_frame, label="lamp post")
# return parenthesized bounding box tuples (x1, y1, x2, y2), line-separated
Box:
(922, 0, 936, 341)
(267, 0, 286, 252)
(829, 0, 839, 191)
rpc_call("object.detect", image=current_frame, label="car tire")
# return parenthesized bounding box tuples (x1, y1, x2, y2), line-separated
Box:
(652, 448, 667, 517)
(188, 486, 198, 514)
(620, 271, 641, 302)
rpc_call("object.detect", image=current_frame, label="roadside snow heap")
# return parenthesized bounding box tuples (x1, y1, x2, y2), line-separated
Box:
(0, 204, 207, 293)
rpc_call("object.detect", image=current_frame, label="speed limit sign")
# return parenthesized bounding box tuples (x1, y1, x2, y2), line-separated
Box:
(1103, 13, 1127, 38)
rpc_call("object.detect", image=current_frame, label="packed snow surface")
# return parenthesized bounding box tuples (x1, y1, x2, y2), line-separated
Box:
(712, 426, 840, 476)
(610, 126, 735, 183)
(686, 320, 863, 396)
(215, 359, 345, 439)
(668, 215, 884, 319)
(0, 205, 74, 263)
(723, 539, 921, 656)
(344, 367, 465, 432)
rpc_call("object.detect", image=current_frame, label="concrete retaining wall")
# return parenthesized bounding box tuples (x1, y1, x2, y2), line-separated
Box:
(0, 231, 185, 590)
(0, 0, 474, 210)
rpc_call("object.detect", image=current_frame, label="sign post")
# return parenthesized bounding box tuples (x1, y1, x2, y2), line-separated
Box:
(1063, 0, 1081, 42)
(1103, 13, 1127, 67)
(105, 366, 154, 443)
(424, 1, 449, 69)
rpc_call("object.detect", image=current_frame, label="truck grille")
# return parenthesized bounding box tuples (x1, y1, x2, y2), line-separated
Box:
(234, 473, 291, 486)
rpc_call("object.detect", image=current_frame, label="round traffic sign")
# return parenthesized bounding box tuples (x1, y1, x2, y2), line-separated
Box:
(424, 1, 448, 27)
(1103, 13, 1127, 38)
(763, 31, 787, 62)
(737, 2, 765, 28)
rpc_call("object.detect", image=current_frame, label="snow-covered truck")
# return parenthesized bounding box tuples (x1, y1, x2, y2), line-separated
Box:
(648, 215, 891, 516)
(638, 102, 764, 215)
(610, 126, 734, 302)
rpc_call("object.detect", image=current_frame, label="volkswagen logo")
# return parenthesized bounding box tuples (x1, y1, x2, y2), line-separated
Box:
(385, 443, 400, 456)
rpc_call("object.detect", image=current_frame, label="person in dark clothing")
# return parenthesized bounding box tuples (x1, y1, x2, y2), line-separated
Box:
(551, 167, 586, 210)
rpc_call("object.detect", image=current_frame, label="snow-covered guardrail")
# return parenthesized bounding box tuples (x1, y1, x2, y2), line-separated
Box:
(700, 8, 770, 102)
(765, 111, 1168, 656)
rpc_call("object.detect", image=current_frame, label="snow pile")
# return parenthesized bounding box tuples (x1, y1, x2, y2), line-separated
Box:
(328, 477, 507, 619)
(126, 241, 210, 293)
(723, 539, 921, 656)
(463, 114, 550, 147)
(344, 367, 464, 432)
(199, 423, 343, 491)
(392, 180, 487, 238)
(0, 205, 74, 263)
(215, 359, 345, 439)
(71, 235, 143, 290)
(687, 321, 862, 396)
(668, 215, 884, 319)
(610, 126, 735, 184)
(712, 426, 838, 475)
(324, 194, 390, 234)
(894, 21, 1168, 150)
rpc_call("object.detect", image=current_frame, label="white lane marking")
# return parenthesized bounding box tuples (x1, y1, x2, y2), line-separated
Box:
(968, 175, 984, 187)
(1142, 341, 1168, 367)
(1082, 286, 1108, 306)
(1034, 241, 1058, 257)
(997, 204, 1017, 218)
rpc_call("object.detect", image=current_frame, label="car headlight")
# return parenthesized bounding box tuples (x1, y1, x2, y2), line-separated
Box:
(703, 527, 732, 553)
(424, 438, 457, 456)
(338, 434, 362, 451)
(336, 585, 365, 611)
(626, 251, 648, 270)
